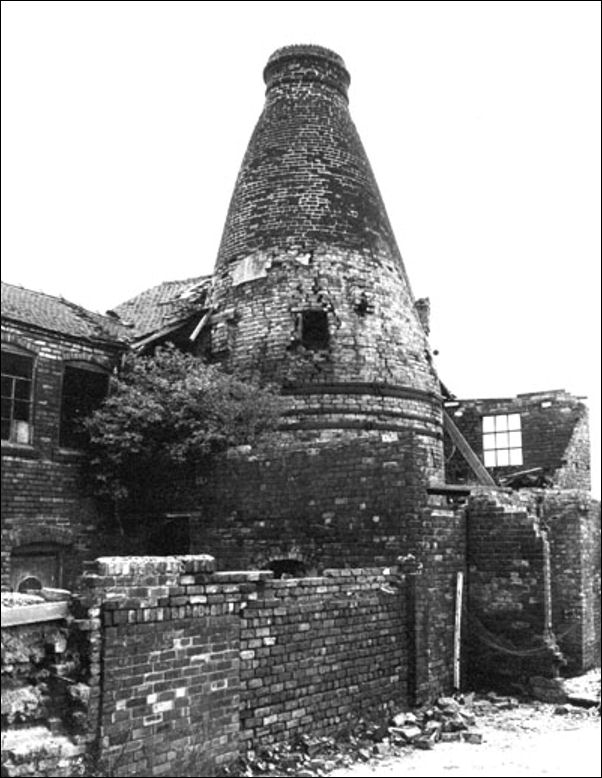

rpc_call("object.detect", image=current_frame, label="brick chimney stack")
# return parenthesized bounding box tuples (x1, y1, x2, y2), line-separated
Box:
(263, 44, 351, 99)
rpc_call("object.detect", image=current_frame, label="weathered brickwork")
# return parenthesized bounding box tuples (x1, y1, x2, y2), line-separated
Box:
(445, 390, 591, 488)
(2, 42, 599, 777)
(236, 568, 406, 746)
(3, 521, 596, 776)
(518, 490, 601, 672)
(465, 490, 555, 688)
(410, 500, 466, 702)
(192, 440, 465, 705)
(1, 597, 101, 777)
(1, 320, 126, 590)
(217, 46, 402, 273)
(76, 555, 239, 777)
(199, 45, 445, 583)
(210, 249, 440, 395)
(193, 432, 441, 572)
(554, 413, 591, 489)
(465, 488, 600, 688)
(75, 556, 411, 777)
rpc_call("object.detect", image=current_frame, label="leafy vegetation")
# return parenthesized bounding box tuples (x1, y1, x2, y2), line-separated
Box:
(83, 345, 283, 524)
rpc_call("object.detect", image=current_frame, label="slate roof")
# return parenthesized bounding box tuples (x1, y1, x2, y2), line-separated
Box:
(1, 281, 130, 344)
(110, 275, 212, 339)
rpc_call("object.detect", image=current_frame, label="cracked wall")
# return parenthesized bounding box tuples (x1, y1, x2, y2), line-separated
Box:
(210, 248, 437, 394)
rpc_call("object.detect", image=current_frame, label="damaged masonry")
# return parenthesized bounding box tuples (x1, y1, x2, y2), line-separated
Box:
(1, 44, 600, 777)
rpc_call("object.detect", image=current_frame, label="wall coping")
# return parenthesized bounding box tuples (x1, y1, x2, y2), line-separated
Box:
(1, 601, 69, 627)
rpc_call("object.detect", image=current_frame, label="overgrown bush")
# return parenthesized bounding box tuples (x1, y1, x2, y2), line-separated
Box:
(83, 345, 283, 526)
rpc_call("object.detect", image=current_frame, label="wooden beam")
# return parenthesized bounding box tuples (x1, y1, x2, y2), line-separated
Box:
(454, 571, 464, 690)
(132, 318, 194, 350)
(443, 410, 496, 486)
(189, 309, 212, 342)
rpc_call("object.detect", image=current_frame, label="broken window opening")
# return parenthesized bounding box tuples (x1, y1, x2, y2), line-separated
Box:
(353, 292, 370, 317)
(262, 559, 307, 579)
(59, 363, 109, 449)
(482, 413, 523, 467)
(1, 347, 34, 444)
(299, 310, 329, 350)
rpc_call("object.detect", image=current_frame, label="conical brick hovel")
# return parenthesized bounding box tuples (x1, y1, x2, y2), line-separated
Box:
(211, 45, 440, 405)
(217, 45, 404, 273)
(203, 46, 445, 556)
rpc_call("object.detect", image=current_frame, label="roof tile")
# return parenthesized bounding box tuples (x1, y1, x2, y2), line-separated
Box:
(1, 282, 129, 343)
(111, 275, 212, 338)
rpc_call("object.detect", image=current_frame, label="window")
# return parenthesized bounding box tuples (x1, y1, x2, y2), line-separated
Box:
(299, 310, 329, 350)
(482, 413, 523, 467)
(60, 364, 109, 449)
(1, 348, 34, 444)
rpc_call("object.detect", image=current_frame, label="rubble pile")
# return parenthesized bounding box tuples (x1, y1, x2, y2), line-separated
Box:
(224, 693, 520, 777)
(225, 685, 600, 777)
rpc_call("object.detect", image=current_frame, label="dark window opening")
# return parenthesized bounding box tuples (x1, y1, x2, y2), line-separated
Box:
(147, 517, 191, 555)
(11, 543, 64, 591)
(1, 349, 34, 444)
(353, 292, 370, 316)
(299, 310, 329, 350)
(60, 365, 109, 449)
(262, 559, 307, 579)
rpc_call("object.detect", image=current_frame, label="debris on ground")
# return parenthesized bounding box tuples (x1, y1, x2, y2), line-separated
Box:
(561, 668, 601, 708)
(223, 671, 600, 778)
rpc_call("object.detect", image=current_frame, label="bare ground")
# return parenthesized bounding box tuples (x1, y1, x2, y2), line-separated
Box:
(228, 670, 600, 778)
(330, 670, 601, 778)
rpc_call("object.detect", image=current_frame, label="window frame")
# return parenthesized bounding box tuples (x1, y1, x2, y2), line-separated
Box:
(1, 344, 36, 446)
(482, 412, 523, 468)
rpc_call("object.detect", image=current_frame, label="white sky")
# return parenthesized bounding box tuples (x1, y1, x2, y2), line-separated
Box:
(2, 1, 600, 496)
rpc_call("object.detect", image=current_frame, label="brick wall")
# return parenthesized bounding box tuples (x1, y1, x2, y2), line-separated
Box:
(520, 490, 601, 672)
(236, 568, 406, 747)
(410, 499, 466, 702)
(465, 490, 556, 688)
(4, 534, 596, 776)
(75, 555, 410, 777)
(192, 432, 442, 573)
(191, 435, 465, 705)
(1, 322, 124, 590)
(78, 555, 239, 777)
(555, 414, 591, 490)
(465, 488, 600, 688)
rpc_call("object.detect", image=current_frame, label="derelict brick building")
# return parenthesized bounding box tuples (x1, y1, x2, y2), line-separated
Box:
(0, 283, 129, 590)
(109, 45, 598, 685)
(1, 44, 599, 777)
